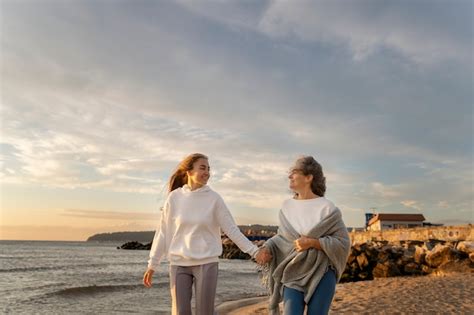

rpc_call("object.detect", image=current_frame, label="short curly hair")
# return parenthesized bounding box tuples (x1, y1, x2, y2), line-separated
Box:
(292, 156, 326, 197)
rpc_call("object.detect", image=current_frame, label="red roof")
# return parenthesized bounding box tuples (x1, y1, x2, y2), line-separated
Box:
(368, 213, 425, 226)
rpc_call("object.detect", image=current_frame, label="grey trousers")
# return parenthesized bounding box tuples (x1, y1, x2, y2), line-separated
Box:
(169, 262, 218, 315)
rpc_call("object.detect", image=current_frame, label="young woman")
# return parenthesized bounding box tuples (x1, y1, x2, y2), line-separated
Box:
(256, 156, 351, 315)
(143, 153, 264, 315)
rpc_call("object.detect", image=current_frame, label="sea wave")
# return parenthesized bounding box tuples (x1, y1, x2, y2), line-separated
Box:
(0, 262, 123, 273)
(0, 266, 60, 273)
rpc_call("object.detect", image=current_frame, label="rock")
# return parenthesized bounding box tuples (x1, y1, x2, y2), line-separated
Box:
(400, 248, 416, 264)
(470, 253, 474, 263)
(404, 262, 422, 275)
(119, 241, 151, 250)
(350, 262, 359, 271)
(414, 246, 426, 264)
(424, 239, 446, 251)
(380, 245, 393, 253)
(421, 264, 433, 274)
(377, 250, 390, 263)
(339, 272, 351, 283)
(425, 244, 455, 268)
(373, 261, 401, 278)
(364, 245, 379, 259)
(347, 252, 357, 264)
(358, 271, 370, 280)
(353, 243, 367, 253)
(432, 260, 473, 275)
(452, 249, 469, 260)
(456, 241, 474, 255)
(391, 247, 404, 259)
(357, 253, 369, 269)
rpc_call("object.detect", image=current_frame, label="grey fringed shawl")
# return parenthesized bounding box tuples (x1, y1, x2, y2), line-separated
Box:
(263, 208, 350, 314)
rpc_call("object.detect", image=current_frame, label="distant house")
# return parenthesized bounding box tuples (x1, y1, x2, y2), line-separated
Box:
(366, 213, 426, 231)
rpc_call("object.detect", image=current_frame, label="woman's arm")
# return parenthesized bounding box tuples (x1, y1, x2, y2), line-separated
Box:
(144, 200, 172, 288)
(294, 235, 323, 252)
(215, 196, 259, 257)
(147, 200, 171, 271)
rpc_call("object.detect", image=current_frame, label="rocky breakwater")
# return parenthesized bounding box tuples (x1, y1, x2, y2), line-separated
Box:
(342, 240, 473, 282)
(219, 238, 266, 259)
(117, 238, 266, 258)
(118, 241, 152, 250)
(118, 238, 474, 282)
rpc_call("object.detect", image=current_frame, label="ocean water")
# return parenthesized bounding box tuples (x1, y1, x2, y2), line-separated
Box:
(0, 241, 267, 314)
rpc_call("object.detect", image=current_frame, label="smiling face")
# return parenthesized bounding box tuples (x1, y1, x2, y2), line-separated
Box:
(288, 168, 313, 193)
(187, 158, 210, 186)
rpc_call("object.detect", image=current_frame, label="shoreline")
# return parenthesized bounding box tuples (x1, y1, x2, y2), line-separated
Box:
(216, 297, 269, 314)
(216, 272, 473, 314)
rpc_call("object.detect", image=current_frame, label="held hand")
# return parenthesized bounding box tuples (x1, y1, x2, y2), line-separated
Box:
(294, 236, 319, 252)
(143, 269, 155, 288)
(255, 247, 272, 265)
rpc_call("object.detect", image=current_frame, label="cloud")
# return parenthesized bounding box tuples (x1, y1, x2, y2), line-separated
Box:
(175, 0, 269, 31)
(400, 200, 422, 211)
(258, 0, 472, 64)
(338, 204, 365, 213)
(370, 182, 402, 198)
(175, 0, 472, 65)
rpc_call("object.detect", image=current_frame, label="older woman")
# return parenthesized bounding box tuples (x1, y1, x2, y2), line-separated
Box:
(257, 156, 351, 315)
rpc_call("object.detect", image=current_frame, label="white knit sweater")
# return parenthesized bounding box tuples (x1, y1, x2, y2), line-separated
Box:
(281, 197, 336, 235)
(147, 185, 258, 269)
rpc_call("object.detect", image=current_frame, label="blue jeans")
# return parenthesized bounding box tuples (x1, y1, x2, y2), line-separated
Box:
(283, 268, 336, 315)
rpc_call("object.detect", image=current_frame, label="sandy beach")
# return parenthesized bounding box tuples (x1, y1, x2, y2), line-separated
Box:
(217, 272, 473, 314)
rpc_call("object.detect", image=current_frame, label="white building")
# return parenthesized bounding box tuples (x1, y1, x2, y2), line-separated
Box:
(367, 213, 425, 231)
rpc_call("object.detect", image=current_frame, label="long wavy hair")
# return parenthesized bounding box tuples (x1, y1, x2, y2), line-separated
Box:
(292, 155, 326, 197)
(167, 153, 208, 193)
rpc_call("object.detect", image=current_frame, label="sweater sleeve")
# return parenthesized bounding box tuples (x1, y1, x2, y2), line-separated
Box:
(147, 198, 171, 270)
(215, 196, 259, 257)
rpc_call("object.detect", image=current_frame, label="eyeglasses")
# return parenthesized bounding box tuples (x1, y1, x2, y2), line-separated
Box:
(288, 169, 304, 176)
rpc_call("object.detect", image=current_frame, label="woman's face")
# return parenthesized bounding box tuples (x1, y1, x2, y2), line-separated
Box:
(288, 168, 312, 192)
(187, 158, 210, 186)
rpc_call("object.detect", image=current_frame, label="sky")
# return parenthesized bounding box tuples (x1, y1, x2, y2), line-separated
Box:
(0, 0, 472, 241)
